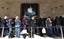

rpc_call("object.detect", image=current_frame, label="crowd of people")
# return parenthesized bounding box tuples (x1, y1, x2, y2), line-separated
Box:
(0, 15, 64, 38)
(0, 16, 21, 38)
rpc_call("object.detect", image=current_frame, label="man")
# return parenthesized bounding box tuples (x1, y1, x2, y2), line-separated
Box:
(38, 16, 45, 37)
(30, 16, 36, 38)
(2, 16, 8, 36)
(15, 16, 21, 38)
(55, 16, 61, 36)
(0, 17, 2, 37)
(61, 15, 64, 36)
(46, 17, 53, 37)
(7, 18, 12, 38)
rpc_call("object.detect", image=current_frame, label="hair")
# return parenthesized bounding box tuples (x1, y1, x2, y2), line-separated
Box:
(15, 16, 19, 19)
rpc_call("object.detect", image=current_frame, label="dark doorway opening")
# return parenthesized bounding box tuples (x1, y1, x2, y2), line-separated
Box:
(20, 3, 39, 19)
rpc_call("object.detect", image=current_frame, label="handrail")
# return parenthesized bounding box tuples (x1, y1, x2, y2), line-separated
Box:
(0, 26, 64, 39)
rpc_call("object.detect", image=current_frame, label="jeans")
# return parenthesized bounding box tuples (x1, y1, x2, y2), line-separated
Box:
(8, 27, 12, 37)
(4, 28, 8, 35)
(56, 26, 60, 36)
(47, 26, 53, 36)
(23, 25, 26, 29)
(62, 26, 64, 36)
(15, 27, 20, 38)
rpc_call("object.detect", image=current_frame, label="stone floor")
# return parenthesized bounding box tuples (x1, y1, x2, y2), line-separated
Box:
(0, 34, 63, 39)
(0, 30, 63, 39)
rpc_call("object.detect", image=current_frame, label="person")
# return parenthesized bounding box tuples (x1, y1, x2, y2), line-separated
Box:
(35, 16, 39, 34)
(22, 15, 27, 29)
(15, 16, 21, 38)
(7, 18, 12, 38)
(55, 16, 61, 36)
(11, 18, 15, 37)
(30, 16, 36, 38)
(12, 18, 15, 27)
(2, 16, 8, 36)
(38, 16, 45, 37)
(46, 17, 53, 37)
(0, 17, 2, 37)
(60, 15, 64, 36)
(22, 15, 27, 39)
(52, 18, 55, 36)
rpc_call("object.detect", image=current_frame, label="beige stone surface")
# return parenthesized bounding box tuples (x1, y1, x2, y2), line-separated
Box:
(0, 0, 64, 18)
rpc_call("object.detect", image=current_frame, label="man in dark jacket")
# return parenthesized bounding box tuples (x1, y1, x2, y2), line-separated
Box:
(0, 17, 2, 37)
(55, 16, 61, 36)
(29, 16, 36, 38)
(38, 17, 45, 37)
(60, 16, 64, 36)
(2, 16, 8, 36)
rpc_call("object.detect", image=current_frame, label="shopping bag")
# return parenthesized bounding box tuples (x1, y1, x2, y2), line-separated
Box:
(42, 28, 46, 33)
(22, 29, 27, 34)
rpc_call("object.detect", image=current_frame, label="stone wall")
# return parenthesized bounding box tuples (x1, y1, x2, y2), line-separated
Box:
(0, 0, 64, 18)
